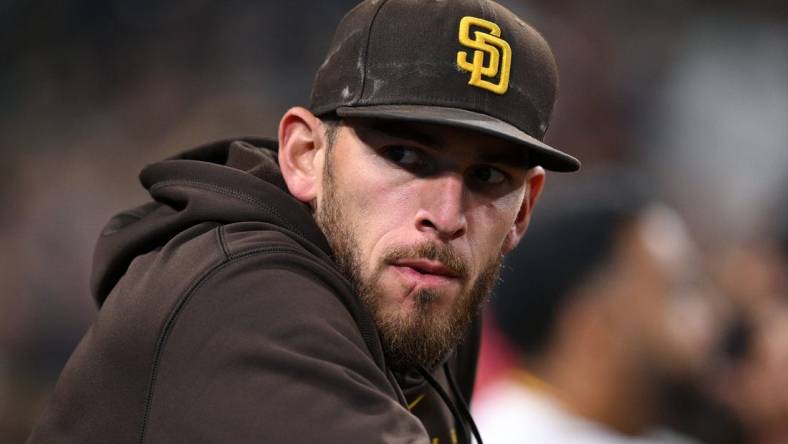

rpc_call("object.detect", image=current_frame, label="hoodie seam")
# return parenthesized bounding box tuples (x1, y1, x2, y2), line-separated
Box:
(357, 0, 392, 103)
(139, 246, 304, 443)
(216, 226, 231, 259)
(149, 179, 306, 239)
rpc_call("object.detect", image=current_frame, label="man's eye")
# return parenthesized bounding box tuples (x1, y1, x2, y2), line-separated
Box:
(384, 146, 423, 166)
(471, 166, 507, 185)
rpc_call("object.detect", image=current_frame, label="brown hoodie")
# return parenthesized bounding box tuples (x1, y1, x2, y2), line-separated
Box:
(28, 138, 481, 444)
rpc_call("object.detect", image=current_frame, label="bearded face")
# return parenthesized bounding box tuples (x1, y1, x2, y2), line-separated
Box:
(307, 118, 536, 371)
(317, 178, 503, 370)
(315, 140, 516, 370)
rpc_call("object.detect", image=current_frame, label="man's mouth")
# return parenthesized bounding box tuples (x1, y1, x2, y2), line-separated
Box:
(394, 259, 461, 277)
(390, 259, 463, 289)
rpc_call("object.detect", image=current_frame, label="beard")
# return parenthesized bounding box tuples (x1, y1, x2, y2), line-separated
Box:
(315, 156, 504, 371)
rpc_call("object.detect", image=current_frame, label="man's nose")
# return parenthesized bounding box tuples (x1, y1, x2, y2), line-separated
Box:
(415, 173, 467, 241)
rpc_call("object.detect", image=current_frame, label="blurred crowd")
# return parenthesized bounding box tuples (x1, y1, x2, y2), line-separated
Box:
(1, 0, 786, 442)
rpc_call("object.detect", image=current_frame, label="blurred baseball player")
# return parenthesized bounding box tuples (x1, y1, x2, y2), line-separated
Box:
(475, 169, 713, 444)
(29, 0, 579, 442)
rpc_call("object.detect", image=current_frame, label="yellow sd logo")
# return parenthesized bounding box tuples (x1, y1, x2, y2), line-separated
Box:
(457, 16, 512, 95)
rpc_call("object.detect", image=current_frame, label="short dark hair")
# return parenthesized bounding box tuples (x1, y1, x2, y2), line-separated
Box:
(491, 167, 658, 358)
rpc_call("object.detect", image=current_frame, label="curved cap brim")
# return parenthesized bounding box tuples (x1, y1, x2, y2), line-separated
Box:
(335, 105, 580, 172)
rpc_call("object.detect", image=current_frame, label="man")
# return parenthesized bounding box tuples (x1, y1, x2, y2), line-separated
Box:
(474, 169, 713, 443)
(28, 0, 579, 442)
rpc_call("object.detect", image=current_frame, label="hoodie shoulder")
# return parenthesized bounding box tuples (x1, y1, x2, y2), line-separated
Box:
(138, 232, 427, 443)
(91, 138, 332, 305)
(31, 222, 416, 443)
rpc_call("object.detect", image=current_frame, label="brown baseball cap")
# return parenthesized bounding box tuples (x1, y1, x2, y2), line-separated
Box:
(310, 0, 580, 172)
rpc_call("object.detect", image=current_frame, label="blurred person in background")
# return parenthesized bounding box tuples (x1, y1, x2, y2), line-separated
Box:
(707, 186, 788, 444)
(474, 168, 717, 443)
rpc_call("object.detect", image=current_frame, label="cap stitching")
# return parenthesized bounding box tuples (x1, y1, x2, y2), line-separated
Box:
(358, 0, 393, 104)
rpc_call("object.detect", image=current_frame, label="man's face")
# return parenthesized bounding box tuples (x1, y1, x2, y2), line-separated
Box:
(314, 118, 538, 370)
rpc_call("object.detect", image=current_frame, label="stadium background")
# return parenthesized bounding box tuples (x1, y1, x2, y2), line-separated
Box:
(1, 1, 786, 441)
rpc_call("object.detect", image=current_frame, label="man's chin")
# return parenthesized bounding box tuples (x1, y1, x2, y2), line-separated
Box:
(375, 318, 455, 371)
(380, 293, 450, 326)
(381, 268, 464, 312)
(367, 262, 500, 370)
(367, 291, 466, 371)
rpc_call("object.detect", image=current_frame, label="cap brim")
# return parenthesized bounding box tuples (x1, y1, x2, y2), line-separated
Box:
(335, 105, 580, 172)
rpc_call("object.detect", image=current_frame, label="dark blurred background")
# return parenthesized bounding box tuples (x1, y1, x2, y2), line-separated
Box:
(1, 1, 786, 442)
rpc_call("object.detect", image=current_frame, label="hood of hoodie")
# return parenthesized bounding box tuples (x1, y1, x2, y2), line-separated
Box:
(90, 137, 332, 306)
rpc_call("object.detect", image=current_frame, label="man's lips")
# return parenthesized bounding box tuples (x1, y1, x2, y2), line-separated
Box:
(389, 259, 463, 289)
(392, 259, 462, 278)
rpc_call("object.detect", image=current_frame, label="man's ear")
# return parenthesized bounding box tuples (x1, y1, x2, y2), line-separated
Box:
(277, 106, 330, 205)
(502, 166, 546, 253)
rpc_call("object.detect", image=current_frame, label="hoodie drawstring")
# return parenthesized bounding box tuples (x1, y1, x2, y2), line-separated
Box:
(443, 362, 483, 444)
(416, 365, 483, 444)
